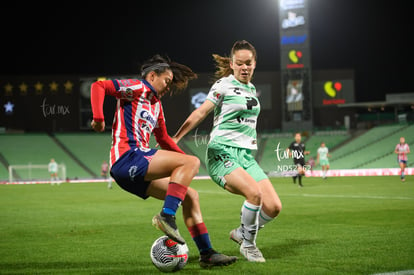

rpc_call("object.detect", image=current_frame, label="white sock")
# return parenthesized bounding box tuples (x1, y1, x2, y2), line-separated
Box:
(258, 209, 274, 228)
(240, 200, 260, 247)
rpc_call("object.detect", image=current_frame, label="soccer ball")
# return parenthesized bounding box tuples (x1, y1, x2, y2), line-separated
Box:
(150, 236, 189, 272)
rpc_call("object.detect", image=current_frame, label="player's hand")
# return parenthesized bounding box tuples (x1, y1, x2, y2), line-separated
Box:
(91, 120, 105, 132)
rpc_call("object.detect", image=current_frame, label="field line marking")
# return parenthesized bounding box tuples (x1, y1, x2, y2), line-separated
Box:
(197, 190, 414, 200)
(284, 193, 414, 200)
(371, 270, 414, 275)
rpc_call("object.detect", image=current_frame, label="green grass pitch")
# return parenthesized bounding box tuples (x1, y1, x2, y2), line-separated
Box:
(0, 176, 413, 274)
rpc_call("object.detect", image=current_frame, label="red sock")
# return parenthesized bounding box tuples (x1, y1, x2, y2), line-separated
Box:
(188, 222, 209, 238)
(166, 182, 188, 200)
(188, 223, 212, 253)
(162, 182, 188, 215)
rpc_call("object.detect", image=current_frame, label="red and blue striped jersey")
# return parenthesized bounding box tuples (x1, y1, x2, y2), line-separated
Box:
(91, 79, 184, 166)
(395, 143, 410, 161)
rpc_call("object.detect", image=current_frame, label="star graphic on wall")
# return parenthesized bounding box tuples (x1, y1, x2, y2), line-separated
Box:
(4, 83, 13, 96)
(4, 101, 14, 113)
(34, 81, 43, 94)
(64, 80, 73, 93)
(19, 82, 28, 95)
(49, 81, 58, 92)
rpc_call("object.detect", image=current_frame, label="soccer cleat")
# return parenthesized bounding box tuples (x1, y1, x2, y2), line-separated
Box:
(240, 245, 266, 262)
(199, 249, 238, 268)
(229, 228, 243, 245)
(152, 212, 185, 245)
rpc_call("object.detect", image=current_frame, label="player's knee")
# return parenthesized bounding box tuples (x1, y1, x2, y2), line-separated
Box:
(275, 200, 282, 215)
(185, 155, 200, 175)
(266, 197, 282, 218)
(246, 189, 262, 205)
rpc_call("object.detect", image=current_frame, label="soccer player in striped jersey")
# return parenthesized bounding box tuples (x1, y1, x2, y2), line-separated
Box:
(395, 137, 410, 182)
(90, 55, 237, 268)
(172, 41, 282, 262)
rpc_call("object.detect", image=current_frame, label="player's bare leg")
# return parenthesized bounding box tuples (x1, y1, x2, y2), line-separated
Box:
(399, 162, 406, 182)
(297, 165, 304, 187)
(146, 150, 200, 244)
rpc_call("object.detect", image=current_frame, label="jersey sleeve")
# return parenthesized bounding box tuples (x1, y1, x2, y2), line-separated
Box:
(91, 79, 146, 122)
(206, 80, 224, 106)
(153, 103, 185, 154)
(90, 80, 118, 122)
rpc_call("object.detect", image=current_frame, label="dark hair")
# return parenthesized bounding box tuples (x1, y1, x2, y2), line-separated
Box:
(212, 40, 257, 80)
(140, 54, 197, 94)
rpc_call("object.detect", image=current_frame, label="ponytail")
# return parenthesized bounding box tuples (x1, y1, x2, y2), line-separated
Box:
(140, 54, 197, 95)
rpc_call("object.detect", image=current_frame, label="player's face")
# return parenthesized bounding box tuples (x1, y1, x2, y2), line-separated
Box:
(150, 70, 173, 98)
(400, 137, 405, 144)
(230, 49, 256, 84)
(295, 134, 301, 143)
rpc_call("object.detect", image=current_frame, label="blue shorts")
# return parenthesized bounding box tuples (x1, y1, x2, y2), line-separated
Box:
(398, 159, 407, 164)
(110, 148, 157, 199)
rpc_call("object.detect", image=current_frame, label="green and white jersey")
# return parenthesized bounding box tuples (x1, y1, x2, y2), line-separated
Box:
(317, 147, 329, 160)
(206, 74, 260, 150)
(48, 162, 58, 173)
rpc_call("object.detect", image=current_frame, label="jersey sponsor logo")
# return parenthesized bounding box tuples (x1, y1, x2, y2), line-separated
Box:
(140, 110, 157, 127)
(245, 97, 258, 110)
(236, 116, 256, 124)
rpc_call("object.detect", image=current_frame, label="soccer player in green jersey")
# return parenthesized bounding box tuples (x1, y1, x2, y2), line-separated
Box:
(317, 142, 330, 179)
(173, 40, 282, 262)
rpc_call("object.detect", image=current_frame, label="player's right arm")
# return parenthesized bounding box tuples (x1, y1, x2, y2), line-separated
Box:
(90, 80, 118, 132)
(394, 144, 400, 154)
(173, 80, 223, 142)
(172, 100, 215, 142)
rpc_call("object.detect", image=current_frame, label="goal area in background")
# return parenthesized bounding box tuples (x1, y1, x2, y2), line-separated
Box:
(8, 164, 67, 183)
